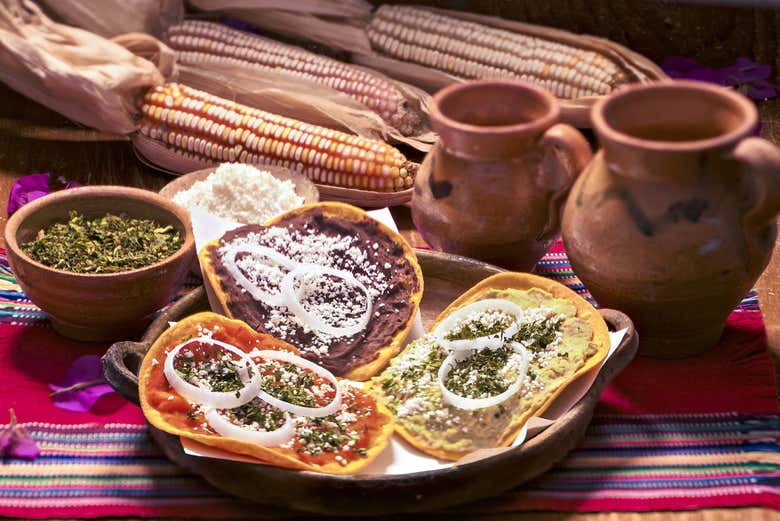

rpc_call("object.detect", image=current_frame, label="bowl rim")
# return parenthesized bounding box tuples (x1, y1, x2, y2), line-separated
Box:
(158, 164, 320, 205)
(5, 185, 196, 279)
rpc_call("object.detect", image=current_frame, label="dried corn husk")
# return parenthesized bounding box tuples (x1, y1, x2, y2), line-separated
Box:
(0, 1, 420, 204)
(165, 21, 434, 150)
(189, 0, 372, 19)
(220, 5, 668, 127)
(220, 8, 372, 56)
(178, 64, 434, 151)
(133, 81, 418, 203)
(0, 0, 169, 135)
(37, 0, 184, 37)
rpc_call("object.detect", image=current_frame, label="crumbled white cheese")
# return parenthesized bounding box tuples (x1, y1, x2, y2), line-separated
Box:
(173, 162, 304, 224)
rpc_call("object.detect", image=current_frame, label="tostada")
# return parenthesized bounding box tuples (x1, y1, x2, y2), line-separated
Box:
(139, 312, 394, 474)
(366, 273, 610, 460)
(199, 202, 423, 381)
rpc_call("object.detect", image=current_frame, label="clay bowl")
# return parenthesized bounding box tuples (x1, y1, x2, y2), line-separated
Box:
(5, 186, 196, 342)
(158, 165, 320, 207)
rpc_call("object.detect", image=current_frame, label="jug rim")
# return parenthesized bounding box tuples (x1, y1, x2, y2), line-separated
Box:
(430, 79, 560, 137)
(591, 80, 758, 152)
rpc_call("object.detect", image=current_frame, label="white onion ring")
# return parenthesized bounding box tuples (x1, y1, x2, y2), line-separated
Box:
(253, 349, 342, 418)
(438, 342, 529, 410)
(163, 337, 261, 409)
(222, 244, 296, 306)
(204, 407, 295, 447)
(281, 264, 372, 338)
(433, 299, 524, 352)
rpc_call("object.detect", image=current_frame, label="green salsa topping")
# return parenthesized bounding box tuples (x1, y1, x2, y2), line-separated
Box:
(22, 211, 183, 273)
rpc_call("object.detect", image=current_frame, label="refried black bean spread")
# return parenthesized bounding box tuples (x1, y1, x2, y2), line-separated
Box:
(209, 209, 419, 375)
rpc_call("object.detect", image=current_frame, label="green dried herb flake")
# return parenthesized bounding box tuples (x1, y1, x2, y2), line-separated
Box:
(444, 315, 512, 341)
(21, 211, 183, 274)
(510, 318, 563, 352)
(444, 345, 515, 398)
(260, 361, 318, 407)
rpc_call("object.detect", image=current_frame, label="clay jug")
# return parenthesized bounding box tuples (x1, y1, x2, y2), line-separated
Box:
(562, 80, 780, 357)
(412, 80, 592, 271)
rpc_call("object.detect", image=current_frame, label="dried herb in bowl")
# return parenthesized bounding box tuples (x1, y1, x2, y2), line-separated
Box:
(22, 211, 184, 274)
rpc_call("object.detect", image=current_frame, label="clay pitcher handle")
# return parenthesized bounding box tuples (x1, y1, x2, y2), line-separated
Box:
(538, 123, 592, 241)
(732, 137, 780, 270)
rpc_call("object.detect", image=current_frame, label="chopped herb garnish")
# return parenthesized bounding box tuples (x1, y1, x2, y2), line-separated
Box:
(510, 318, 563, 352)
(173, 347, 244, 393)
(444, 345, 516, 398)
(175, 358, 194, 381)
(227, 400, 286, 431)
(445, 314, 512, 341)
(296, 414, 353, 455)
(260, 361, 322, 407)
(21, 211, 183, 273)
(382, 345, 445, 393)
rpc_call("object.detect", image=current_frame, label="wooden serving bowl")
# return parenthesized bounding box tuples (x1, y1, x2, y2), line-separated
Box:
(103, 250, 638, 515)
(5, 186, 196, 342)
(158, 165, 320, 206)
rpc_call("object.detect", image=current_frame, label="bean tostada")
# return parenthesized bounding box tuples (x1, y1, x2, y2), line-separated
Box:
(199, 202, 423, 381)
(366, 273, 610, 460)
(139, 312, 394, 474)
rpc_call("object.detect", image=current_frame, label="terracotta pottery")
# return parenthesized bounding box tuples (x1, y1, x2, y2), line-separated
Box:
(5, 186, 196, 342)
(562, 80, 780, 357)
(411, 80, 592, 271)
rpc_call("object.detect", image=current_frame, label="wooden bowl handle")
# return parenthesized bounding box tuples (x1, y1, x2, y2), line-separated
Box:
(102, 287, 209, 405)
(102, 341, 148, 406)
(598, 307, 638, 355)
(141, 286, 208, 344)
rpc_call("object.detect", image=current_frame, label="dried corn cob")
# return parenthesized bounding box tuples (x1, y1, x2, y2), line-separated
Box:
(366, 5, 628, 99)
(165, 20, 422, 136)
(137, 83, 415, 191)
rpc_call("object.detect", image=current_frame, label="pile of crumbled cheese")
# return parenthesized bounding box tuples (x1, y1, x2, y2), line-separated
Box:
(173, 163, 305, 224)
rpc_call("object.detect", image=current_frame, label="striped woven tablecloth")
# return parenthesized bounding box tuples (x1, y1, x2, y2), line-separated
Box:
(1, 244, 779, 518)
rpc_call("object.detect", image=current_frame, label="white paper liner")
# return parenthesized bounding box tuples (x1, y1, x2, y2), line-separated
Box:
(180, 204, 625, 474)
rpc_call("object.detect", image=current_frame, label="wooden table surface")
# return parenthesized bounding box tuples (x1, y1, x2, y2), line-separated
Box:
(1, 85, 779, 521)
